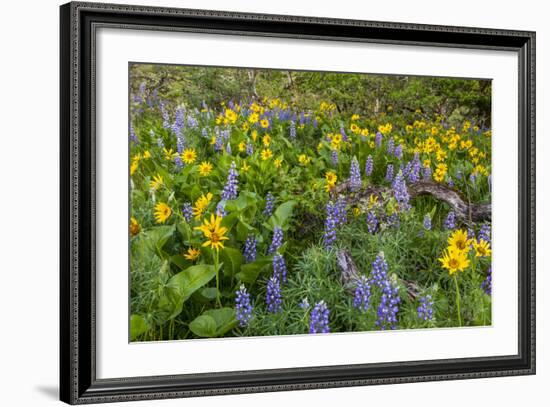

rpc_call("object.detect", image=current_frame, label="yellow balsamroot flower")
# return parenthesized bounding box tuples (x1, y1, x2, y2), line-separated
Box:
(248, 112, 259, 124)
(184, 247, 201, 261)
(225, 108, 237, 124)
(194, 214, 229, 251)
(163, 148, 178, 161)
(262, 134, 271, 147)
(130, 217, 140, 237)
(431, 126, 439, 136)
(298, 154, 311, 165)
(274, 158, 282, 169)
(448, 229, 472, 252)
(462, 121, 471, 132)
(406, 124, 413, 133)
(325, 171, 337, 185)
(351, 114, 360, 121)
(154, 202, 172, 224)
(353, 207, 361, 217)
(361, 128, 369, 137)
(210, 136, 217, 145)
(241, 161, 251, 172)
(261, 148, 273, 161)
(367, 194, 379, 210)
(241, 122, 249, 131)
(369, 141, 375, 149)
(193, 192, 213, 219)
(130, 161, 138, 175)
(143, 150, 151, 159)
(132, 153, 142, 163)
(473, 239, 491, 258)
(251, 130, 258, 142)
(238, 141, 246, 152)
(436, 149, 447, 162)
(439, 246, 470, 275)
(378, 123, 393, 135)
(350, 123, 360, 134)
(149, 174, 164, 190)
(198, 161, 213, 176)
(423, 159, 431, 168)
(182, 148, 197, 164)
(260, 118, 269, 128)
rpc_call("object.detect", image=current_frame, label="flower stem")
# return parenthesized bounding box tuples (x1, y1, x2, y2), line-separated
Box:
(214, 250, 221, 307)
(453, 274, 462, 327)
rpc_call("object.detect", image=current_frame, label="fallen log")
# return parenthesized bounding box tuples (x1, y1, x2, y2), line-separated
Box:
(331, 180, 491, 223)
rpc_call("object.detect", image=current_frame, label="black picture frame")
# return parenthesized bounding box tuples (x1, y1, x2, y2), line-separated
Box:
(60, 1, 536, 404)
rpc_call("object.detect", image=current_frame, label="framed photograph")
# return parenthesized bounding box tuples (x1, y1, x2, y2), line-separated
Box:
(60, 1, 536, 404)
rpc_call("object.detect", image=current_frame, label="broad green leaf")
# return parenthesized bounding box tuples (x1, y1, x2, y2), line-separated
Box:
(166, 264, 217, 317)
(236, 256, 273, 284)
(219, 247, 243, 276)
(144, 225, 175, 259)
(130, 315, 148, 341)
(189, 315, 217, 337)
(267, 200, 297, 230)
(204, 307, 238, 336)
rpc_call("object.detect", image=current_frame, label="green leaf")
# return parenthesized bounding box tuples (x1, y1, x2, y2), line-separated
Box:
(236, 256, 273, 284)
(268, 200, 297, 230)
(130, 315, 149, 341)
(189, 308, 238, 337)
(219, 247, 243, 276)
(166, 264, 218, 317)
(144, 225, 175, 259)
(189, 315, 217, 337)
(204, 307, 238, 336)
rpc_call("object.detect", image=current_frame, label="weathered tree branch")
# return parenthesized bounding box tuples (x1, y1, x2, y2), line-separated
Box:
(331, 180, 490, 223)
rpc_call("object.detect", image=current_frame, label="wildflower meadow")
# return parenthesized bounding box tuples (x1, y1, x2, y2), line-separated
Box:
(129, 64, 492, 341)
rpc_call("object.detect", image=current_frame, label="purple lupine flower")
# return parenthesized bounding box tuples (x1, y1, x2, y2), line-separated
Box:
(417, 295, 434, 321)
(387, 138, 395, 155)
(349, 156, 362, 191)
(182, 202, 193, 222)
(176, 135, 185, 154)
(353, 275, 372, 312)
(323, 201, 338, 249)
(216, 202, 227, 217)
(174, 155, 183, 170)
(272, 254, 288, 283)
(235, 285, 253, 327)
(478, 223, 491, 243)
(367, 210, 378, 234)
(408, 154, 421, 183)
(299, 297, 310, 309)
(444, 211, 456, 230)
(172, 107, 185, 138)
(201, 128, 209, 138)
(340, 127, 348, 142)
(394, 144, 403, 159)
(160, 101, 170, 129)
(385, 164, 394, 182)
(467, 228, 476, 241)
(221, 161, 239, 200)
(156, 137, 164, 149)
(266, 276, 282, 313)
(263, 192, 275, 217)
(470, 173, 477, 183)
(268, 226, 283, 254)
(243, 235, 257, 263)
(376, 278, 401, 330)
(387, 212, 400, 229)
(371, 253, 389, 288)
(365, 155, 374, 177)
(447, 178, 455, 188)
(422, 165, 432, 182)
(375, 132, 383, 147)
(214, 136, 224, 152)
(334, 197, 348, 226)
(309, 301, 330, 334)
(129, 124, 138, 144)
(481, 267, 492, 295)
(331, 149, 339, 165)
(289, 120, 296, 140)
(187, 115, 199, 129)
(392, 170, 410, 211)
(423, 214, 432, 231)
(246, 142, 253, 156)
(225, 143, 232, 155)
